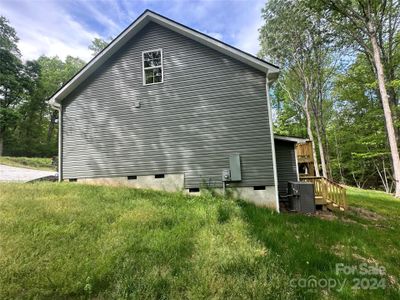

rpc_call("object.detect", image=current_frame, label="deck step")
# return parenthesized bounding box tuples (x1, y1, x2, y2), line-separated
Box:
(301, 176, 347, 210)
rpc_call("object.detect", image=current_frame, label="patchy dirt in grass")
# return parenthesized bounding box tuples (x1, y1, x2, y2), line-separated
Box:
(331, 244, 365, 259)
(331, 244, 346, 257)
(388, 274, 398, 286)
(349, 207, 385, 221)
(339, 216, 369, 228)
(331, 245, 379, 264)
(306, 207, 386, 229)
(313, 210, 338, 221)
(352, 253, 380, 264)
(311, 206, 385, 224)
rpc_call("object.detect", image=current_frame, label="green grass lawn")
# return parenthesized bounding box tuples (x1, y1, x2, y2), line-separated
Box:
(0, 156, 55, 171)
(0, 183, 399, 299)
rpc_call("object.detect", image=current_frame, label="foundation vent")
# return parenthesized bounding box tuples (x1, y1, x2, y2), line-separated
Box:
(253, 186, 266, 190)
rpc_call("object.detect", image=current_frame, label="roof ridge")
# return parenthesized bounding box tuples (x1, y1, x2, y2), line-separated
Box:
(49, 9, 279, 106)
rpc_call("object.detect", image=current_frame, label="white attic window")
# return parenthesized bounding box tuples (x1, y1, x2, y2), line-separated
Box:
(142, 49, 163, 85)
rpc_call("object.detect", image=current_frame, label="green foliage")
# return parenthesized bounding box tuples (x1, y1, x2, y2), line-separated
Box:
(3, 55, 85, 157)
(88, 37, 110, 56)
(0, 16, 19, 55)
(305, 0, 400, 191)
(0, 17, 25, 154)
(0, 156, 54, 170)
(0, 183, 399, 298)
(261, 0, 400, 191)
(0, 15, 86, 157)
(328, 54, 393, 189)
(272, 70, 307, 137)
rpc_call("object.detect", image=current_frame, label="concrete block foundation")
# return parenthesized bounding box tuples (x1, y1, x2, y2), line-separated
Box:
(77, 174, 184, 193)
(73, 174, 277, 210)
(185, 186, 277, 209)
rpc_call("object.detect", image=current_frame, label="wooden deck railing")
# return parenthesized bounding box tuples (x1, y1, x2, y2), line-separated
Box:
(300, 176, 347, 210)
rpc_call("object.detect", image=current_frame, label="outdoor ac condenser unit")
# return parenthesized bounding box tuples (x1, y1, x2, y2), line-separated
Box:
(288, 181, 315, 213)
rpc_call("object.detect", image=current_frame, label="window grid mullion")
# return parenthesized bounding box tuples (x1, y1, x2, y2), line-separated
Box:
(142, 49, 163, 85)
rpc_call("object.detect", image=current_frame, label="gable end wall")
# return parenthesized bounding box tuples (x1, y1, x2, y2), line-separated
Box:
(62, 22, 275, 188)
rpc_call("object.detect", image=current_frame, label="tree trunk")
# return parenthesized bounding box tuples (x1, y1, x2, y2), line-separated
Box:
(334, 131, 345, 183)
(314, 119, 327, 178)
(0, 132, 3, 156)
(369, 25, 400, 197)
(320, 119, 332, 179)
(305, 97, 320, 177)
(311, 94, 328, 178)
(47, 111, 57, 144)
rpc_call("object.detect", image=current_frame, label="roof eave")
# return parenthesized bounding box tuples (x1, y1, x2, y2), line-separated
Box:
(49, 10, 280, 104)
(274, 135, 308, 144)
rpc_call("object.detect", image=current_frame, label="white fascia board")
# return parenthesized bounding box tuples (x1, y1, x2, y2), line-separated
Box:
(149, 14, 280, 74)
(49, 13, 150, 105)
(274, 135, 308, 144)
(49, 11, 280, 105)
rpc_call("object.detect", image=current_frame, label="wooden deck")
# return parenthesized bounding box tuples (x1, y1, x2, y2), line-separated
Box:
(296, 141, 314, 163)
(300, 176, 347, 211)
(294, 139, 346, 211)
(296, 142, 315, 176)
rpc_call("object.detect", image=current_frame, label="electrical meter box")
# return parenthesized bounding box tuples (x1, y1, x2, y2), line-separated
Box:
(222, 169, 231, 182)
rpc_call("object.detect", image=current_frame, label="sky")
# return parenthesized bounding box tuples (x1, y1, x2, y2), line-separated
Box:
(1, 0, 266, 62)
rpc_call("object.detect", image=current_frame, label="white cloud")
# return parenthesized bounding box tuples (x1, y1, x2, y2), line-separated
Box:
(77, 0, 121, 36)
(1, 0, 97, 61)
(232, 0, 265, 55)
(0, 0, 266, 62)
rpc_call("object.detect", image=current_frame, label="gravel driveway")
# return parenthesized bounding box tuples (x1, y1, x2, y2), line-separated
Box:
(0, 164, 57, 182)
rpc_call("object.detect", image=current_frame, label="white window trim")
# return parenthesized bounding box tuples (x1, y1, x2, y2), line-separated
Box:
(142, 48, 163, 85)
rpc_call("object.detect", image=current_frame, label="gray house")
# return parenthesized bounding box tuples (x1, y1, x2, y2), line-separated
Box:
(49, 10, 299, 211)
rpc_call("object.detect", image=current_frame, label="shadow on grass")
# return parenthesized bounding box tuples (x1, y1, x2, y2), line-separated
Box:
(236, 200, 400, 299)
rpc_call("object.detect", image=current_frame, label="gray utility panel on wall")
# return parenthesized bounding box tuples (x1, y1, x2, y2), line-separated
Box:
(229, 154, 242, 181)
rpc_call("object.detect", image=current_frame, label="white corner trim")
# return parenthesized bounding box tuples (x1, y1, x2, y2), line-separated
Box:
(295, 144, 300, 181)
(49, 10, 279, 104)
(266, 74, 280, 212)
(58, 104, 63, 182)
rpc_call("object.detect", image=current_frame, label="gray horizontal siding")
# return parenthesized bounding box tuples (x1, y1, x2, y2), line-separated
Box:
(275, 140, 298, 194)
(62, 22, 274, 188)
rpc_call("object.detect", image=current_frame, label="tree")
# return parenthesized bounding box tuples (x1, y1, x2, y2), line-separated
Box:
(88, 37, 110, 56)
(0, 15, 86, 157)
(38, 56, 85, 149)
(3, 54, 85, 157)
(330, 54, 392, 191)
(0, 16, 24, 156)
(272, 77, 307, 138)
(0, 16, 19, 55)
(312, 0, 400, 196)
(259, 0, 335, 177)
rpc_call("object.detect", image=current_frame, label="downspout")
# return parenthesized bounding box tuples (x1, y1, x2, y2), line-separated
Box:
(266, 72, 280, 212)
(50, 100, 63, 182)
